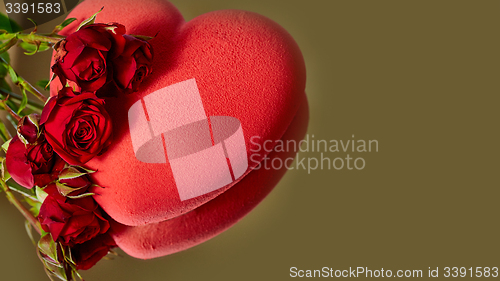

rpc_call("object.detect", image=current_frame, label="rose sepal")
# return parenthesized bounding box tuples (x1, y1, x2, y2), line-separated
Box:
(77, 7, 103, 31)
(36, 186, 49, 203)
(1, 138, 10, 153)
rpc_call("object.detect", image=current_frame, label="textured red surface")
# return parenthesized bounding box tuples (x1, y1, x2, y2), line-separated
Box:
(112, 93, 309, 259)
(50, 0, 307, 255)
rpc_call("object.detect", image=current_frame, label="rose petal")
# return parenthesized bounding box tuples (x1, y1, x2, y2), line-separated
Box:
(72, 234, 116, 270)
(112, 56, 136, 89)
(6, 136, 35, 188)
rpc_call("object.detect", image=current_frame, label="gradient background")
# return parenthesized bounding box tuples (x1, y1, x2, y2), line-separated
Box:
(0, 0, 498, 280)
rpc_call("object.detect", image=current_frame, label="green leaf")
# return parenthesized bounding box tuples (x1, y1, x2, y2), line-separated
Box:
(0, 32, 16, 41)
(55, 182, 85, 197)
(0, 78, 12, 93)
(38, 233, 59, 264)
(72, 165, 96, 174)
(0, 36, 18, 53)
(67, 192, 95, 199)
(41, 260, 66, 281)
(24, 193, 41, 206)
(51, 267, 68, 281)
(35, 79, 50, 88)
(8, 179, 37, 199)
(24, 195, 41, 216)
(25, 220, 36, 246)
(19, 41, 51, 55)
(37, 251, 61, 281)
(58, 166, 89, 180)
(0, 51, 10, 63)
(0, 13, 22, 33)
(27, 113, 40, 132)
(58, 243, 67, 260)
(0, 64, 8, 78)
(36, 186, 48, 203)
(0, 53, 10, 63)
(0, 53, 10, 78)
(62, 254, 84, 281)
(1, 158, 10, 181)
(7, 65, 18, 83)
(0, 121, 11, 142)
(36, 79, 50, 91)
(38, 242, 75, 281)
(0, 51, 9, 64)
(45, 74, 56, 92)
(20, 42, 39, 56)
(17, 87, 28, 114)
(1, 138, 11, 153)
(64, 246, 77, 267)
(53, 18, 77, 33)
(0, 32, 16, 42)
(130, 34, 155, 41)
(77, 7, 103, 31)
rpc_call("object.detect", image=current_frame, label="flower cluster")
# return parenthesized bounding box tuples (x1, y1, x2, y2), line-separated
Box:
(37, 166, 116, 270)
(52, 23, 153, 98)
(6, 113, 116, 272)
(3, 16, 153, 276)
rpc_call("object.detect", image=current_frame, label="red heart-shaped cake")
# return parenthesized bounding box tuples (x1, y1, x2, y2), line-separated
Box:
(51, 0, 308, 258)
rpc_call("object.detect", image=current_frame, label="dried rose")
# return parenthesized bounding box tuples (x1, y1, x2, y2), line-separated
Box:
(52, 23, 126, 93)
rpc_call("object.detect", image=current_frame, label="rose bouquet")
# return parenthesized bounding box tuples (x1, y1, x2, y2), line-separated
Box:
(0, 0, 310, 278)
(0, 9, 153, 281)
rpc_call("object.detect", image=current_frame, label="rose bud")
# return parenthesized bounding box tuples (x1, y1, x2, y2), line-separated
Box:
(41, 87, 113, 166)
(6, 114, 64, 188)
(71, 234, 117, 270)
(52, 23, 126, 93)
(109, 35, 153, 94)
(37, 180, 110, 247)
(17, 114, 40, 143)
(59, 167, 92, 191)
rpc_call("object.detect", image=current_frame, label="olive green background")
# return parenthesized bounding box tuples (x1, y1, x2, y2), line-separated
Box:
(0, 0, 498, 280)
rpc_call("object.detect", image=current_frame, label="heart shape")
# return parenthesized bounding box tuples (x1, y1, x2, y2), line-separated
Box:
(51, 0, 308, 257)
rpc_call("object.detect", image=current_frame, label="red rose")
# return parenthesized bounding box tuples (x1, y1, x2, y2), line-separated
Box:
(17, 114, 39, 143)
(41, 87, 113, 166)
(71, 234, 116, 270)
(38, 177, 110, 247)
(109, 35, 153, 94)
(6, 115, 64, 188)
(52, 23, 126, 93)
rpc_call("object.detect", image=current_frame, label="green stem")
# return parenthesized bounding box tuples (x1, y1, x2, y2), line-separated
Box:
(0, 98, 21, 121)
(8, 183, 38, 202)
(19, 78, 48, 103)
(1, 93, 44, 111)
(0, 59, 49, 105)
(0, 179, 41, 235)
(16, 33, 63, 45)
